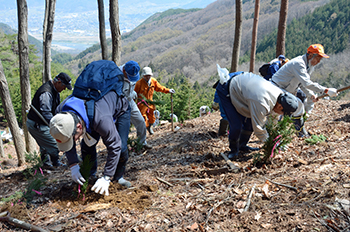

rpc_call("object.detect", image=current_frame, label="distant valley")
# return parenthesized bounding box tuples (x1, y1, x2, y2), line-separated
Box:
(0, 0, 216, 54)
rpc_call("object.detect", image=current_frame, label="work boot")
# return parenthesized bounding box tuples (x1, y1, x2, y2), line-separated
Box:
(143, 142, 152, 149)
(228, 140, 239, 160)
(41, 154, 53, 168)
(118, 177, 131, 188)
(218, 119, 229, 136)
(147, 124, 154, 135)
(239, 130, 260, 153)
(292, 116, 309, 137)
(52, 159, 67, 167)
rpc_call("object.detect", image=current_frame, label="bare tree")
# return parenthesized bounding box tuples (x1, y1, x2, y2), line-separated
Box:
(109, 0, 121, 64)
(17, 0, 36, 154)
(249, 0, 260, 73)
(276, 0, 288, 57)
(0, 138, 4, 158)
(0, 59, 26, 165)
(98, 0, 108, 60)
(42, 0, 57, 83)
(230, 0, 242, 73)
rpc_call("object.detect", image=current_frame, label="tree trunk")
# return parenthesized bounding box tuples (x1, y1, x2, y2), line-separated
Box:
(109, 0, 121, 65)
(0, 59, 26, 166)
(276, 0, 288, 57)
(98, 0, 108, 60)
(42, 0, 56, 83)
(17, 0, 36, 155)
(249, 0, 260, 73)
(230, 0, 242, 73)
(0, 137, 4, 158)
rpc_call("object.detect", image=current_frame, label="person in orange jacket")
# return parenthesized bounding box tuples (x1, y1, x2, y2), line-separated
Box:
(134, 67, 175, 134)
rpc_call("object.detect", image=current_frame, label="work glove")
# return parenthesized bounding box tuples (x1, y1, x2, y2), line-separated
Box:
(91, 176, 110, 196)
(326, 88, 338, 97)
(212, 102, 220, 111)
(70, 164, 86, 186)
(169, 89, 175, 94)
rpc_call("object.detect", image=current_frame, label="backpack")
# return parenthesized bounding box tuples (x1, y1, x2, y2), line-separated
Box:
(258, 63, 270, 77)
(72, 60, 124, 126)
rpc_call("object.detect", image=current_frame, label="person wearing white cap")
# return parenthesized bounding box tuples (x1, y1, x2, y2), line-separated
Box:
(120, 61, 152, 149)
(50, 90, 130, 196)
(271, 44, 338, 137)
(134, 67, 175, 135)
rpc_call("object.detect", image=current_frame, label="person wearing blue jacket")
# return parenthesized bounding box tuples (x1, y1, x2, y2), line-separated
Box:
(50, 91, 130, 196)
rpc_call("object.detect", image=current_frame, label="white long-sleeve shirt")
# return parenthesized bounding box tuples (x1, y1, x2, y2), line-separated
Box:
(271, 54, 326, 97)
(229, 73, 283, 142)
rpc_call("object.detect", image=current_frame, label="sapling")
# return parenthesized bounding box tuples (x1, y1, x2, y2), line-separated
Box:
(305, 134, 327, 145)
(254, 115, 295, 165)
(78, 154, 93, 200)
(127, 136, 143, 153)
(23, 151, 43, 179)
(137, 94, 165, 107)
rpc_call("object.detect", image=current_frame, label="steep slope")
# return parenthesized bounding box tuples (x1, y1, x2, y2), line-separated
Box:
(1, 99, 350, 231)
(65, 0, 329, 82)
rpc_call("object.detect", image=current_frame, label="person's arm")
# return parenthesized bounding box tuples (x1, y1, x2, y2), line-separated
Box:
(292, 63, 327, 95)
(93, 115, 122, 177)
(154, 79, 170, 93)
(248, 100, 269, 142)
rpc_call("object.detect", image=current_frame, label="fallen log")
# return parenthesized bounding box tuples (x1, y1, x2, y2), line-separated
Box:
(0, 211, 48, 232)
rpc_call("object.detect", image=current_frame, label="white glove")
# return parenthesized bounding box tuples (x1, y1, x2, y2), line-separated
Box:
(70, 164, 86, 186)
(169, 89, 175, 94)
(91, 176, 110, 196)
(326, 88, 338, 97)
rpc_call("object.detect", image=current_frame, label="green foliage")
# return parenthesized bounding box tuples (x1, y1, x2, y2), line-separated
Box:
(127, 136, 144, 154)
(23, 176, 47, 202)
(305, 134, 327, 145)
(74, 43, 101, 60)
(150, 70, 215, 123)
(0, 191, 23, 204)
(252, 0, 350, 61)
(23, 151, 43, 179)
(52, 52, 74, 65)
(79, 154, 94, 196)
(254, 115, 295, 165)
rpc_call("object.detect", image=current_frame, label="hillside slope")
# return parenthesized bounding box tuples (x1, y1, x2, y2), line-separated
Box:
(0, 98, 350, 231)
(65, 0, 330, 82)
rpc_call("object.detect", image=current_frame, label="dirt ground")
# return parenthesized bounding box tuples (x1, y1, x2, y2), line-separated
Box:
(1, 99, 350, 231)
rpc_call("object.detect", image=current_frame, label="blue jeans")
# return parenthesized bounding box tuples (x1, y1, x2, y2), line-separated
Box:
(216, 80, 253, 142)
(113, 105, 131, 180)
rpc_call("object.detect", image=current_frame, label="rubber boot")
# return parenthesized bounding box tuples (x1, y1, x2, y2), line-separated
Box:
(292, 116, 309, 137)
(218, 119, 229, 136)
(239, 130, 260, 153)
(228, 140, 239, 160)
(147, 124, 154, 135)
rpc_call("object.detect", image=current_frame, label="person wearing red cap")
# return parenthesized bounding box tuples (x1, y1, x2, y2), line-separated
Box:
(271, 44, 338, 137)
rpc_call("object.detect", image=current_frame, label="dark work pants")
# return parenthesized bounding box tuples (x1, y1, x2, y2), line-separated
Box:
(216, 80, 253, 143)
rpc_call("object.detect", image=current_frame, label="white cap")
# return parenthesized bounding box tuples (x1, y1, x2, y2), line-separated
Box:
(50, 113, 75, 152)
(142, 67, 153, 77)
